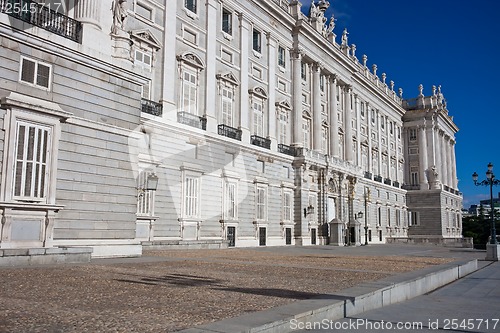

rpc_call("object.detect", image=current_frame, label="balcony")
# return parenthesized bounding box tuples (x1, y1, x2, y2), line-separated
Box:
(384, 178, 392, 185)
(364, 171, 372, 179)
(177, 112, 207, 130)
(402, 184, 420, 190)
(1, 0, 82, 43)
(251, 135, 271, 149)
(278, 144, 295, 156)
(218, 124, 241, 141)
(374, 175, 382, 183)
(141, 99, 163, 116)
(393, 181, 400, 188)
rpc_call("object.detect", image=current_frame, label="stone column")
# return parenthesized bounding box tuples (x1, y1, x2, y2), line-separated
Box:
(445, 136, 453, 187)
(435, 128, 443, 186)
(312, 63, 322, 152)
(204, 0, 218, 133)
(377, 110, 382, 177)
(418, 125, 428, 189)
(344, 86, 353, 162)
(366, 102, 372, 175)
(75, 0, 101, 29)
(442, 135, 450, 187)
(451, 140, 458, 189)
(267, 33, 277, 150)
(426, 125, 436, 170)
(329, 75, 339, 157)
(395, 124, 400, 182)
(354, 94, 361, 166)
(292, 50, 303, 147)
(386, 117, 391, 178)
(239, 14, 250, 143)
(161, 0, 177, 120)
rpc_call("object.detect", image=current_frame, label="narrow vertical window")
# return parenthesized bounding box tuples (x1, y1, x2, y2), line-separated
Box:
(283, 192, 292, 221)
(278, 46, 286, 68)
(278, 110, 288, 144)
(221, 87, 234, 126)
(137, 171, 154, 216)
(185, 0, 197, 13)
(222, 8, 232, 35)
(14, 121, 51, 201)
(256, 187, 267, 220)
(184, 176, 199, 217)
(252, 28, 261, 53)
(182, 70, 197, 114)
(253, 101, 264, 137)
(302, 118, 311, 149)
(225, 182, 237, 219)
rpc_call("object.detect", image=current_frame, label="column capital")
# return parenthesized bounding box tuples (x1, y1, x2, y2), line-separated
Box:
(290, 48, 304, 60)
(328, 74, 338, 83)
(312, 62, 324, 71)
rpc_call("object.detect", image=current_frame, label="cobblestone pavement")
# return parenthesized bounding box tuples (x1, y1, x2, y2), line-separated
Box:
(0, 246, 461, 333)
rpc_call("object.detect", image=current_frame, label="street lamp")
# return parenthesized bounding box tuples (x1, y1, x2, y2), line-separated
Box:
(472, 162, 499, 245)
(363, 187, 371, 245)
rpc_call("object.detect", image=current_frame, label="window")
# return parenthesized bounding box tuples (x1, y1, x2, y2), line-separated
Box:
(390, 121, 393, 135)
(256, 187, 267, 220)
(137, 170, 154, 216)
(410, 166, 419, 185)
(360, 103, 365, 118)
(135, 49, 152, 70)
(185, 0, 197, 13)
(19, 57, 51, 90)
(13, 121, 51, 201)
(222, 8, 232, 35)
(409, 128, 417, 141)
(378, 207, 382, 226)
(141, 81, 151, 100)
(302, 117, 311, 149)
(221, 87, 234, 126)
(182, 69, 197, 114)
(409, 211, 420, 226)
(301, 62, 306, 80)
(278, 110, 288, 144)
(183, 176, 200, 217)
(283, 191, 292, 221)
(278, 46, 286, 68)
(387, 208, 391, 226)
(136, 2, 153, 20)
(224, 182, 237, 220)
(253, 100, 264, 136)
(321, 126, 328, 154)
(320, 75, 324, 92)
(371, 110, 375, 124)
(252, 28, 261, 53)
(409, 147, 419, 155)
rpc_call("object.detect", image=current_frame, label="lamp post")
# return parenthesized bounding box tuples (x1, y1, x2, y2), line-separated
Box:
(363, 187, 371, 245)
(472, 162, 499, 246)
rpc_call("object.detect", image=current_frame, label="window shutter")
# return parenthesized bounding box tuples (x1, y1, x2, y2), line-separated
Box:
(21, 58, 36, 84)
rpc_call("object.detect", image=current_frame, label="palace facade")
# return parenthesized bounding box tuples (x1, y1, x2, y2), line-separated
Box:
(0, 0, 463, 258)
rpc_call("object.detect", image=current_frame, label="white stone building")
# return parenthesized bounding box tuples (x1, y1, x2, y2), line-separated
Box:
(0, 0, 463, 259)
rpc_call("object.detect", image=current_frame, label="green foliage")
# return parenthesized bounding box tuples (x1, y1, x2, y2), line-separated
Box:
(462, 215, 500, 248)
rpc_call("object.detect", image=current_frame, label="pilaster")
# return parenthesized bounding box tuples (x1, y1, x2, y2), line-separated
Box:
(329, 75, 339, 157)
(161, 0, 178, 120)
(204, 0, 218, 133)
(267, 33, 277, 150)
(366, 102, 372, 173)
(451, 140, 458, 189)
(312, 63, 322, 152)
(344, 86, 353, 162)
(354, 94, 361, 166)
(418, 124, 428, 189)
(292, 49, 303, 147)
(239, 14, 250, 142)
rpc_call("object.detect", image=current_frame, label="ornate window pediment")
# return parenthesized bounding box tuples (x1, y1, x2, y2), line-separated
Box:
(130, 29, 162, 50)
(322, 120, 329, 127)
(216, 72, 239, 86)
(275, 99, 292, 111)
(248, 86, 268, 99)
(177, 52, 205, 70)
(302, 110, 311, 118)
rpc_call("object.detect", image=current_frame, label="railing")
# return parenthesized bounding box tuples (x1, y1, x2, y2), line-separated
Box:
(402, 184, 420, 190)
(251, 135, 271, 149)
(141, 99, 163, 116)
(374, 175, 382, 182)
(393, 181, 400, 188)
(218, 124, 241, 141)
(0, 0, 82, 43)
(384, 178, 392, 185)
(295, 147, 326, 161)
(364, 171, 372, 179)
(272, 0, 289, 11)
(177, 112, 207, 130)
(278, 144, 295, 156)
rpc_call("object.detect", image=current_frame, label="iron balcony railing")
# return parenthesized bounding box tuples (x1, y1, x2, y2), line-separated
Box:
(250, 135, 271, 149)
(218, 124, 241, 141)
(1, 0, 82, 43)
(141, 99, 163, 116)
(374, 175, 382, 182)
(402, 184, 420, 190)
(177, 112, 207, 130)
(364, 171, 372, 179)
(393, 181, 400, 188)
(384, 178, 392, 185)
(278, 144, 295, 156)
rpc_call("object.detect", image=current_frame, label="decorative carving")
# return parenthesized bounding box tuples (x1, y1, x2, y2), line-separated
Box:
(216, 72, 240, 86)
(341, 28, 349, 46)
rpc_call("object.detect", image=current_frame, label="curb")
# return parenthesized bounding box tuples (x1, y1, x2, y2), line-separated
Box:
(177, 259, 478, 333)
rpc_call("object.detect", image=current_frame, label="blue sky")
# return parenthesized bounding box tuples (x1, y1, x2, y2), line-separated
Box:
(301, 0, 500, 207)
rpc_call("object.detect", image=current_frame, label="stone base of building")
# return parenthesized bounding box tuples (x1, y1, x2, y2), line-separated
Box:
(386, 236, 473, 248)
(0, 247, 92, 266)
(485, 244, 499, 261)
(142, 239, 229, 251)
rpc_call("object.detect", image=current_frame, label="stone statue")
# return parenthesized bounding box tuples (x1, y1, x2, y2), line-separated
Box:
(328, 15, 336, 32)
(112, 0, 128, 34)
(309, 2, 318, 18)
(418, 84, 424, 96)
(427, 165, 441, 189)
(351, 44, 356, 57)
(341, 28, 349, 46)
